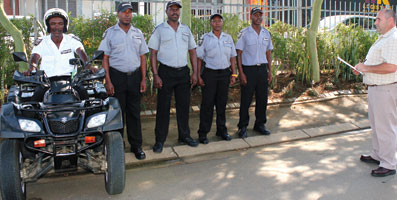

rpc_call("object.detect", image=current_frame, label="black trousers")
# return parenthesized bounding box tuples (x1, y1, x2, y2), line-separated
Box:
(198, 68, 231, 137)
(109, 67, 142, 149)
(238, 64, 269, 128)
(155, 63, 191, 143)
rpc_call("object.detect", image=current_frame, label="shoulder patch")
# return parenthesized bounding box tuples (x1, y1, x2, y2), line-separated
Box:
(69, 34, 81, 42)
(198, 33, 208, 46)
(102, 29, 109, 40)
(33, 38, 43, 46)
(238, 27, 248, 39)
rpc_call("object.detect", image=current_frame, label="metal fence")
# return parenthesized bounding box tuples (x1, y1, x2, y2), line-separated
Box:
(7, 0, 397, 28)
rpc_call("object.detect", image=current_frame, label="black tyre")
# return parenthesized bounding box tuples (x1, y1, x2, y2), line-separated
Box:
(104, 132, 125, 195)
(0, 139, 26, 200)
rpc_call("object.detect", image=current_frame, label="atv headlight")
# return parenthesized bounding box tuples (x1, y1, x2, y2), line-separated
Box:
(87, 113, 106, 128)
(18, 119, 41, 132)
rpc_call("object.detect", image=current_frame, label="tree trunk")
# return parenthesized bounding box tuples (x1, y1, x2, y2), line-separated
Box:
(0, 0, 28, 71)
(307, 0, 323, 83)
(181, 0, 191, 27)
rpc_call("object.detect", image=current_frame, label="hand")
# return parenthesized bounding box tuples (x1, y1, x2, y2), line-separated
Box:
(105, 81, 115, 96)
(153, 75, 163, 89)
(22, 68, 34, 76)
(140, 80, 146, 93)
(198, 75, 205, 87)
(353, 63, 365, 75)
(268, 72, 273, 84)
(85, 65, 98, 74)
(230, 76, 237, 85)
(239, 73, 247, 86)
(190, 73, 198, 88)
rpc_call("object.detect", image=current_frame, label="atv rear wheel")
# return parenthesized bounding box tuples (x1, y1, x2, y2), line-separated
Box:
(104, 131, 125, 195)
(0, 139, 26, 200)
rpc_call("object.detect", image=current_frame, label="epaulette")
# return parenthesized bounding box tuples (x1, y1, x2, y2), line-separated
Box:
(152, 23, 162, 34)
(102, 28, 110, 40)
(69, 34, 81, 42)
(33, 38, 43, 46)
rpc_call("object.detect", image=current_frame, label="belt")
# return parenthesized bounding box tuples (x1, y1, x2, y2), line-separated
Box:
(109, 67, 138, 76)
(367, 82, 397, 87)
(204, 67, 229, 72)
(160, 63, 187, 71)
(243, 63, 267, 67)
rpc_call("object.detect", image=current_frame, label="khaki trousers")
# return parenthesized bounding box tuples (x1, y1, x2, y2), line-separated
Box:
(368, 83, 397, 170)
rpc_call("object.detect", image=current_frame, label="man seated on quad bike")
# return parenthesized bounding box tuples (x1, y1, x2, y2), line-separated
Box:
(23, 8, 97, 101)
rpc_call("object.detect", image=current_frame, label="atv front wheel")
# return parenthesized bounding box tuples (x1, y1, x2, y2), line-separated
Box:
(0, 139, 26, 200)
(104, 131, 125, 195)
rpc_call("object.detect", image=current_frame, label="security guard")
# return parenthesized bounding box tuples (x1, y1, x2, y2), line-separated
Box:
(148, 1, 198, 153)
(236, 7, 273, 138)
(24, 8, 95, 101)
(98, 2, 149, 160)
(196, 14, 237, 144)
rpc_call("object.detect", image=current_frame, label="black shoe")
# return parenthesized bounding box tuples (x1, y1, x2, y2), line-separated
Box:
(360, 155, 380, 165)
(179, 137, 199, 147)
(152, 142, 163, 153)
(371, 167, 396, 177)
(237, 127, 247, 138)
(253, 124, 270, 135)
(216, 132, 232, 141)
(199, 137, 209, 144)
(131, 147, 146, 160)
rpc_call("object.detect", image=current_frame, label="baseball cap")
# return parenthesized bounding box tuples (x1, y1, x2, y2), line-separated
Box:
(117, 2, 133, 13)
(166, 1, 182, 9)
(210, 13, 223, 20)
(250, 7, 263, 15)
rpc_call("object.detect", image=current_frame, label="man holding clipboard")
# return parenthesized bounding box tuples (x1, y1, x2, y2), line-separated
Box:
(353, 9, 397, 177)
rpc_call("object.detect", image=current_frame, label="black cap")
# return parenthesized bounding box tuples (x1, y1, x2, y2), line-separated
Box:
(166, 1, 182, 9)
(210, 13, 223, 20)
(250, 7, 263, 15)
(117, 2, 133, 13)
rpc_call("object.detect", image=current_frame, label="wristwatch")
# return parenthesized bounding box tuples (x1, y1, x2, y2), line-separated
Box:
(231, 74, 238, 78)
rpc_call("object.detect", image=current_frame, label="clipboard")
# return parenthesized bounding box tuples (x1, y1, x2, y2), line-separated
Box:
(337, 57, 363, 75)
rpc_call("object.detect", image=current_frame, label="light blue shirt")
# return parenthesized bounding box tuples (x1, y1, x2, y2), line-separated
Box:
(196, 32, 237, 70)
(148, 22, 196, 68)
(235, 26, 273, 66)
(98, 23, 149, 73)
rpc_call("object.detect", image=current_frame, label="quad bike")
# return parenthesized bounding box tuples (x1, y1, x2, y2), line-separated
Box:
(0, 50, 125, 199)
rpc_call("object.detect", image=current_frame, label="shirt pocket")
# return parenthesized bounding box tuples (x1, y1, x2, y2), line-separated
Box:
(161, 34, 173, 45)
(262, 37, 271, 49)
(223, 41, 233, 57)
(205, 43, 217, 58)
(132, 35, 142, 53)
(110, 40, 125, 54)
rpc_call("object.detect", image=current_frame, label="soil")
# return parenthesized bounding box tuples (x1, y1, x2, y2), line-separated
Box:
(140, 72, 366, 111)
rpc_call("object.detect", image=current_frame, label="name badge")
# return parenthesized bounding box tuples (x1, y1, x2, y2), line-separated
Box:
(61, 49, 72, 54)
(263, 38, 269, 41)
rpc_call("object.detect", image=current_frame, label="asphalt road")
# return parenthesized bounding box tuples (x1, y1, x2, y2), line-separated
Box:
(26, 129, 397, 200)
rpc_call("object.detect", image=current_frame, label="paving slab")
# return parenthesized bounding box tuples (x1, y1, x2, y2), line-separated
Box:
(173, 139, 249, 158)
(125, 147, 177, 165)
(302, 122, 359, 137)
(351, 119, 370, 129)
(244, 130, 310, 147)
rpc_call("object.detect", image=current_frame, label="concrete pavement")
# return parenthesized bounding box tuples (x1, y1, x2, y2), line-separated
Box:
(27, 129, 397, 200)
(125, 93, 370, 167)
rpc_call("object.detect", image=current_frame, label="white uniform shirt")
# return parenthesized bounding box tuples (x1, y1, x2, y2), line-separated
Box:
(148, 22, 196, 68)
(363, 27, 397, 85)
(98, 23, 149, 73)
(32, 34, 84, 77)
(196, 32, 237, 70)
(236, 26, 273, 66)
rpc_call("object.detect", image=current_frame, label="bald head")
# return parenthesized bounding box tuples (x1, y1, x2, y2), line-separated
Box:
(375, 9, 396, 34)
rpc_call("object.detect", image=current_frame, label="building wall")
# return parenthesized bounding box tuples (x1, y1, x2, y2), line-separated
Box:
(4, 0, 20, 15)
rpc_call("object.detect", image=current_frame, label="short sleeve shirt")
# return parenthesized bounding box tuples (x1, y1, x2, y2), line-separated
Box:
(363, 27, 397, 85)
(148, 22, 196, 68)
(98, 23, 149, 73)
(32, 34, 84, 77)
(236, 26, 273, 66)
(196, 32, 237, 70)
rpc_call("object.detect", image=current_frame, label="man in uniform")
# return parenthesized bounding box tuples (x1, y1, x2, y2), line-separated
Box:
(354, 9, 397, 177)
(24, 8, 95, 101)
(196, 14, 238, 144)
(236, 7, 273, 138)
(98, 2, 149, 160)
(148, 1, 198, 153)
